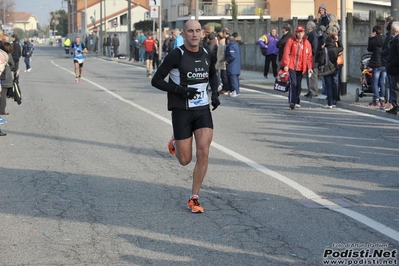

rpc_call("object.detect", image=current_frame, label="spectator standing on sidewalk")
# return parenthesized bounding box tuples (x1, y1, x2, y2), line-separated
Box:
(129, 34, 136, 62)
(258, 28, 280, 78)
(319, 30, 343, 109)
(216, 31, 229, 95)
(105, 34, 111, 57)
(317, 4, 330, 27)
(152, 35, 160, 70)
(367, 25, 386, 107)
(304, 21, 320, 98)
(139, 32, 146, 62)
(112, 34, 120, 57)
(386, 21, 399, 115)
(0, 42, 15, 116)
(11, 34, 21, 82)
(173, 29, 184, 49)
(381, 16, 395, 111)
(225, 36, 241, 97)
(276, 23, 293, 62)
(0, 40, 10, 133)
(22, 38, 33, 72)
(281, 26, 313, 109)
(315, 25, 329, 99)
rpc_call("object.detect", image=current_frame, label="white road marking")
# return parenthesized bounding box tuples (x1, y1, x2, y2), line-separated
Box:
(51, 60, 399, 243)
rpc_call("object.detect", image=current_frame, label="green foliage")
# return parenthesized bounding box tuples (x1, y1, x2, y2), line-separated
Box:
(13, 28, 24, 39)
(49, 9, 68, 36)
(134, 20, 158, 32)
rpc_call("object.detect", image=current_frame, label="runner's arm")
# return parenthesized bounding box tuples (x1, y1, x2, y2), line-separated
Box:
(81, 43, 88, 53)
(209, 54, 218, 93)
(151, 50, 181, 93)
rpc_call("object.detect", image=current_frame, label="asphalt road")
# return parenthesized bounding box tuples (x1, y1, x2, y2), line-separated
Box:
(0, 46, 398, 266)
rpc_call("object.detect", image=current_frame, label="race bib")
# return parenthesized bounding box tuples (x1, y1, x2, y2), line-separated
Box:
(188, 83, 209, 108)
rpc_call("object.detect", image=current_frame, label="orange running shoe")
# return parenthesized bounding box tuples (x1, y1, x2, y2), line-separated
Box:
(187, 195, 204, 213)
(168, 135, 176, 155)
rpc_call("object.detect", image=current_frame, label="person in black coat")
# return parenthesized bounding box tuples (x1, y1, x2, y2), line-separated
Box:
(386, 21, 399, 115)
(11, 34, 21, 82)
(367, 25, 386, 106)
(381, 16, 395, 110)
(276, 23, 293, 62)
(319, 32, 343, 108)
(305, 21, 320, 97)
(0, 42, 14, 116)
(317, 4, 330, 27)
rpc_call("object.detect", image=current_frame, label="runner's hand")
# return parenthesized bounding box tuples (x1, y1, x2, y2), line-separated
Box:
(211, 91, 220, 111)
(175, 86, 200, 100)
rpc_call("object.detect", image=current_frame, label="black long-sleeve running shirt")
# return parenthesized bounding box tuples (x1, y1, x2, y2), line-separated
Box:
(151, 45, 219, 110)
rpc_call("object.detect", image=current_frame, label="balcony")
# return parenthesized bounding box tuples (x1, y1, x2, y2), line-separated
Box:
(178, 1, 270, 17)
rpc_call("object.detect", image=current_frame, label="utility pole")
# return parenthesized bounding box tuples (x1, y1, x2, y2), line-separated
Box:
(100, 0, 103, 56)
(392, 0, 399, 19)
(127, 0, 131, 59)
(159, 0, 162, 61)
(3, 0, 6, 26)
(340, 0, 347, 95)
(195, 0, 199, 20)
(84, 0, 87, 40)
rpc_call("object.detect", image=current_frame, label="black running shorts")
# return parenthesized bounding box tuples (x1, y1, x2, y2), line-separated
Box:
(145, 51, 155, 60)
(171, 108, 213, 140)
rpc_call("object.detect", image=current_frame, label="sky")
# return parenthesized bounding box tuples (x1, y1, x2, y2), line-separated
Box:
(13, 0, 67, 26)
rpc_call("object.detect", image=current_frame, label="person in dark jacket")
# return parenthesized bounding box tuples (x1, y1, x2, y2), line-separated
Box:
(0, 42, 14, 115)
(21, 38, 33, 72)
(317, 4, 330, 27)
(11, 34, 21, 82)
(314, 25, 329, 99)
(277, 23, 293, 62)
(367, 25, 386, 107)
(386, 21, 399, 115)
(129, 34, 136, 62)
(381, 16, 395, 110)
(111, 34, 120, 57)
(319, 30, 343, 109)
(305, 21, 319, 97)
(225, 36, 241, 97)
(205, 32, 218, 63)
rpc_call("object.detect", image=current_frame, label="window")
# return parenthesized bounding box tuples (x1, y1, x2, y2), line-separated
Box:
(120, 14, 127, 25)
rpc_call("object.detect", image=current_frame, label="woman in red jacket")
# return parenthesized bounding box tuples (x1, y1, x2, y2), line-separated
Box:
(280, 26, 313, 109)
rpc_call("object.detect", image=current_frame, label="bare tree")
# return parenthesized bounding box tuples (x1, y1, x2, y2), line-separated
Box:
(0, 0, 16, 25)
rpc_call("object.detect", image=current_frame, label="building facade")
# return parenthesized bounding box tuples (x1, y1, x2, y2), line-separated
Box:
(64, 0, 149, 35)
(8, 12, 39, 33)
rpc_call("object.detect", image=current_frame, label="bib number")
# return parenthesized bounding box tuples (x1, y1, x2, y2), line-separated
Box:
(188, 83, 209, 108)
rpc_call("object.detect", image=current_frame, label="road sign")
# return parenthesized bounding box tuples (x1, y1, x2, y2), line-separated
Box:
(149, 0, 157, 6)
(150, 6, 158, 18)
(93, 26, 98, 33)
(113, 20, 118, 28)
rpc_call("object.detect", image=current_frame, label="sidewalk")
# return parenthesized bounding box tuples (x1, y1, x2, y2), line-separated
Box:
(104, 56, 398, 120)
(239, 69, 398, 119)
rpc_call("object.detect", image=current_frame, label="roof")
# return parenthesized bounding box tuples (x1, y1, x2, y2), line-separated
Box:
(9, 12, 39, 23)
